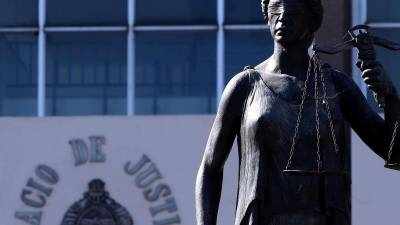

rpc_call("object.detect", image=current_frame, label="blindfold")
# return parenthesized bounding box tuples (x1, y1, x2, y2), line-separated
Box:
(268, 2, 307, 14)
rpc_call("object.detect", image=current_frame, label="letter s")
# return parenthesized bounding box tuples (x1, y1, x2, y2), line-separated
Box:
(143, 183, 172, 202)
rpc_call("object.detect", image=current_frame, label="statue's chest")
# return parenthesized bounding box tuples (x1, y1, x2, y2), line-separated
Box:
(244, 77, 343, 144)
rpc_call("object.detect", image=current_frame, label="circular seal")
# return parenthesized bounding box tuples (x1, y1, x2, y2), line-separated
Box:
(61, 179, 134, 225)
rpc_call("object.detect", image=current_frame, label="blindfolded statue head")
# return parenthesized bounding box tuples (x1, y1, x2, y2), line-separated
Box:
(261, 0, 323, 46)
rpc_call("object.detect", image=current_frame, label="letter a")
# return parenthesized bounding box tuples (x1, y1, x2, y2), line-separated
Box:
(15, 211, 42, 225)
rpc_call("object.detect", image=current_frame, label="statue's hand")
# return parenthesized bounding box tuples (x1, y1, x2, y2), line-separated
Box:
(356, 59, 397, 107)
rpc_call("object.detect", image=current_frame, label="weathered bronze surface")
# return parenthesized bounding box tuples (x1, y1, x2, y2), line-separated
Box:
(196, 0, 400, 225)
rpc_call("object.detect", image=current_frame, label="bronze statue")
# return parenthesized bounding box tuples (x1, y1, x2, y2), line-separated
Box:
(195, 0, 400, 225)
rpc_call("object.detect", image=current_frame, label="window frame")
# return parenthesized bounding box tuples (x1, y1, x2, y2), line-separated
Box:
(0, 0, 269, 116)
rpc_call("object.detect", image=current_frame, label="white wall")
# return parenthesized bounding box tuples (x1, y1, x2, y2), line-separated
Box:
(352, 130, 400, 225)
(2, 116, 399, 225)
(0, 116, 238, 225)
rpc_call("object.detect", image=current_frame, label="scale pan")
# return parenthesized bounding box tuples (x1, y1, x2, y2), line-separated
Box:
(384, 163, 400, 171)
(283, 170, 348, 176)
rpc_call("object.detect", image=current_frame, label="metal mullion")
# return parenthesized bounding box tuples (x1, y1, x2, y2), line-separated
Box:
(15, 45, 19, 85)
(216, 0, 225, 106)
(0, 25, 218, 33)
(103, 50, 111, 115)
(45, 26, 128, 33)
(367, 22, 400, 28)
(38, 0, 46, 117)
(224, 24, 269, 31)
(29, 44, 34, 84)
(352, 0, 367, 96)
(51, 47, 58, 115)
(134, 25, 217, 32)
(217, 31, 224, 106)
(361, 0, 367, 25)
(43, 25, 218, 33)
(0, 27, 38, 33)
(127, 0, 136, 115)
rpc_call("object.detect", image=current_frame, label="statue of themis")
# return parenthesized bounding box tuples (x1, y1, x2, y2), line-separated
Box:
(195, 0, 400, 225)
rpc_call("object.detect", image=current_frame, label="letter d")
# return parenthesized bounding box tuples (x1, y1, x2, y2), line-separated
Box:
(68, 139, 89, 166)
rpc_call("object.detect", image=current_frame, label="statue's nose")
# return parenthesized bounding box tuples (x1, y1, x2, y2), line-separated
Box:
(278, 10, 290, 23)
(277, 13, 295, 28)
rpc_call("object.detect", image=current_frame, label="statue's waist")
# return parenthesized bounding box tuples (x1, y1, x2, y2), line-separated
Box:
(269, 211, 328, 225)
(267, 209, 349, 225)
(236, 167, 350, 214)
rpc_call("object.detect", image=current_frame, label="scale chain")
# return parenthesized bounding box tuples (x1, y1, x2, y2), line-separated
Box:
(285, 54, 314, 171)
(313, 55, 322, 172)
(285, 53, 341, 172)
(315, 54, 340, 154)
(387, 121, 399, 163)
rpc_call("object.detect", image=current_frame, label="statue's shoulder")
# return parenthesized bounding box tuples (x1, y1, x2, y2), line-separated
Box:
(220, 66, 261, 111)
(322, 64, 355, 92)
(226, 65, 260, 91)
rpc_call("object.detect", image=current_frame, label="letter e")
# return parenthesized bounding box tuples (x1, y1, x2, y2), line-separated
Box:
(89, 136, 106, 163)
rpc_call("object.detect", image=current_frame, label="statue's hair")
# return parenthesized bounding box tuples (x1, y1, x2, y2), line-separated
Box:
(261, 0, 324, 32)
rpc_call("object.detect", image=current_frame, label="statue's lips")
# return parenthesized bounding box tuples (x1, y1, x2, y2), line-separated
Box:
(275, 27, 291, 35)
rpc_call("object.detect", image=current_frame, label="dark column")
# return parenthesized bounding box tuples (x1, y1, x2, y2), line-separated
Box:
(315, 0, 352, 75)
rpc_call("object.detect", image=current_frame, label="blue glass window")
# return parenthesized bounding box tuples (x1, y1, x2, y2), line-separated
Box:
(225, 30, 273, 83)
(136, 0, 216, 25)
(0, 34, 37, 116)
(46, 33, 126, 116)
(47, 0, 127, 26)
(136, 31, 216, 114)
(0, 0, 38, 26)
(225, 0, 265, 24)
(367, 0, 400, 22)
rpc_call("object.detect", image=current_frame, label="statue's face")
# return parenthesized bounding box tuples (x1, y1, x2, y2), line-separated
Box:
(267, 0, 312, 45)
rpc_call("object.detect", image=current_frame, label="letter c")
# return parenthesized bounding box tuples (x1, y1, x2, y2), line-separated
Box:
(21, 189, 46, 208)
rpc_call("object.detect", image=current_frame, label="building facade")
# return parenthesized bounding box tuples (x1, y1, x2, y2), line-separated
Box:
(0, 0, 357, 117)
(1, 1, 400, 225)
(0, 0, 275, 116)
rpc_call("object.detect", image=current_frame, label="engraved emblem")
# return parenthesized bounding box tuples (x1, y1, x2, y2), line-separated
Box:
(61, 179, 133, 225)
